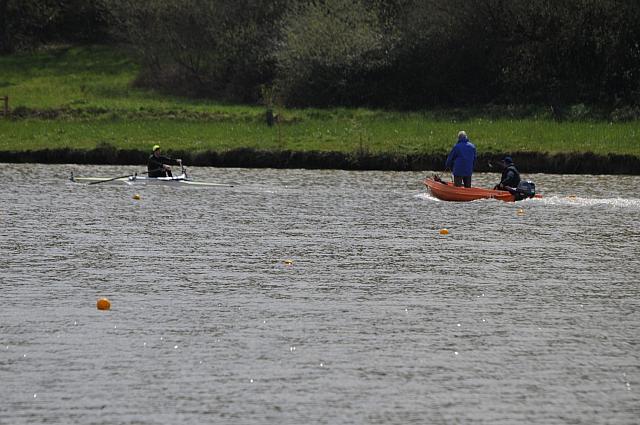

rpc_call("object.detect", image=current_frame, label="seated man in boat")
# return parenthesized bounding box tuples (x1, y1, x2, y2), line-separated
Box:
(445, 131, 477, 187)
(494, 156, 536, 200)
(494, 156, 520, 190)
(148, 145, 182, 178)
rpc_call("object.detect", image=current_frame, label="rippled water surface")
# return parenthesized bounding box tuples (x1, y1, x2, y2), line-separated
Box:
(1, 164, 639, 424)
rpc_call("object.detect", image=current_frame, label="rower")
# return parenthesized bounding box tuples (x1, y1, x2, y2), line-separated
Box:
(148, 145, 182, 177)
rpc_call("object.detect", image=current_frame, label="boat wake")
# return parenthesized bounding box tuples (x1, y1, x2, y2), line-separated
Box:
(534, 195, 640, 209)
(414, 192, 525, 203)
(415, 192, 441, 202)
(416, 191, 640, 209)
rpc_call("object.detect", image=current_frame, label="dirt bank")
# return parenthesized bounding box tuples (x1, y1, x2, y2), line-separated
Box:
(1, 148, 639, 175)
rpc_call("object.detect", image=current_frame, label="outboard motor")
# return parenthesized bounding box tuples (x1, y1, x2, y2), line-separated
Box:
(515, 180, 536, 200)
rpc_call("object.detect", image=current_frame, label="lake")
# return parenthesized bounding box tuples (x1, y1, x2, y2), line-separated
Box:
(1, 163, 639, 424)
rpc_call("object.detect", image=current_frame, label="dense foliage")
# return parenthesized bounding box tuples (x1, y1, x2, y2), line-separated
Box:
(0, 0, 108, 53)
(105, 0, 286, 101)
(2, 0, 639, 109)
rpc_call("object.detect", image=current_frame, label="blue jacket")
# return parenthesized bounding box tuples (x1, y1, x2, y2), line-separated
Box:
(445, 138, 477, 176)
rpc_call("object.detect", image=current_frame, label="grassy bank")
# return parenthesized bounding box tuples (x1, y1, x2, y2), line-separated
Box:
(1, 45, 638, 158)
(2, 118, 638, 156)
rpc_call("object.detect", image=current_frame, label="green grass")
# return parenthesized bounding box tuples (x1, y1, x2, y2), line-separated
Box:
(0, 45, 259, 115)
(1, 45, 639, 156)
(2, 117, 637, 156)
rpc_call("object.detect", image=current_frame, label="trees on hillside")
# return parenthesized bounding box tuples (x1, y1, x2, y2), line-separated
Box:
(379, 0, 640, 107)
(277, 0, 640, 107)
(274, 0, 397, 106)
(106, 0, 287, 101)
(3, 0, 639, 108)
(0, 0, 108, 53)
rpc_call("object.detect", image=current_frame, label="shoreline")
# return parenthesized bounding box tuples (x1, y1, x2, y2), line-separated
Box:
(1, 148, 639, 175)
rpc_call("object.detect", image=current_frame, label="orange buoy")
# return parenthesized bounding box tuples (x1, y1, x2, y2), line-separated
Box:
(439, 228, 449, 235)
(96, 298, 111, 310)
(516, 208, 525, 216)
(283, 259, 294, 266)
(132, 194, 141, 200)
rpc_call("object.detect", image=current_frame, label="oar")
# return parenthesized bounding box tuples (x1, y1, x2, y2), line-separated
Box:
(88, 169, 158, 185)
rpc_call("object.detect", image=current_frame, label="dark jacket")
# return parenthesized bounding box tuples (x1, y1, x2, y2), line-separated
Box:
(148, 154, 179, 177)
(445, 138, 477, 176)
(499, 165, 521, 188)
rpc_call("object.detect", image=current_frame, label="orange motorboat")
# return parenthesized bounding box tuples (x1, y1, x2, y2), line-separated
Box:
(423, 177, 541, 202)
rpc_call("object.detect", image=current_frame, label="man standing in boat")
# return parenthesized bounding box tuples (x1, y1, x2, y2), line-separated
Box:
(445, 131, 477, 187)
(148, 145, 182, 178)
(494, 156, 521, 190)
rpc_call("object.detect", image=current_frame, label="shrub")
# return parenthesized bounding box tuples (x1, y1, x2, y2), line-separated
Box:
(274, 0, 397, 107)
(107, 0, 287, 102)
